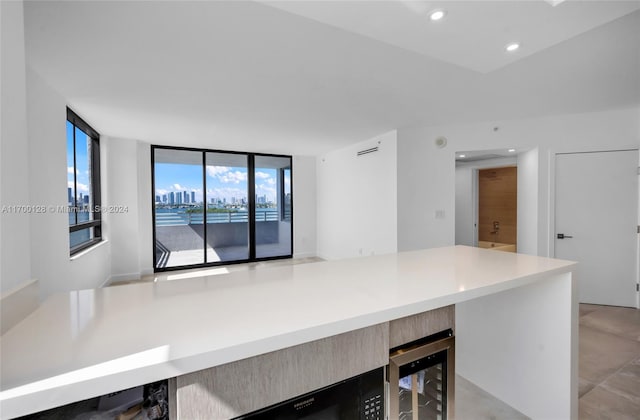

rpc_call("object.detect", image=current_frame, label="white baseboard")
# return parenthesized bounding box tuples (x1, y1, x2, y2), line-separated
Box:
(315, 252, 331, 261)
(104, 272, 142, 287)
(140, 268, 154, 277)
(1, 279, 39, 335)
(293, 252, 318, 259)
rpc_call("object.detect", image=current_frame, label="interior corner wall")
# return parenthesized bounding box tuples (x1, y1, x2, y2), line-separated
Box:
(517, 148, 539, 255)
(398, 107, 640, 256)
(106, 137, 143, 281)
(293, 155, 317, 258)
(454, 165, 475, 247)
(26, 67, 111, 298)
(1, 0, 32, 295)
(316, 130, 397, 260)
(103, 138, 153, 281)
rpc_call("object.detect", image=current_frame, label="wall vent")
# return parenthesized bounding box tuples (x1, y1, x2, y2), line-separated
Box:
(357, 146, 378, 157)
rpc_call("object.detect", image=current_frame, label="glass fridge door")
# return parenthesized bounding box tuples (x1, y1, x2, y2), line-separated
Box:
(389, 333, 455, 420)
(398, 350, 447, 420)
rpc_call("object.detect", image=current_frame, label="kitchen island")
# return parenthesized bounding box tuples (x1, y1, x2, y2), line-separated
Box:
(0, 246, 577, 419)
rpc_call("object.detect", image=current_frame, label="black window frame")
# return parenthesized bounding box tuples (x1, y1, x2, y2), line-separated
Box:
(67, 108, 102, 255)
(151, 145, 293, 272)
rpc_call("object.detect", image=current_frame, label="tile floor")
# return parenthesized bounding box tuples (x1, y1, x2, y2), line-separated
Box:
(578, 303, 640, 420)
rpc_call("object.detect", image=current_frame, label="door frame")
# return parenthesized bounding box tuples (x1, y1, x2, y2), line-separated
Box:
(455, 157, 517, 247)
(473, 165, 518, 247)
(550, 148, 640, 308)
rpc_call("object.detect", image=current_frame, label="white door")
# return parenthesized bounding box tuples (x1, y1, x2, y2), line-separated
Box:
(555, 150, 639, 307)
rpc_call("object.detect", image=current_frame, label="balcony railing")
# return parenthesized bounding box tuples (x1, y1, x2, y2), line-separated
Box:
(155, 210, 279, 226)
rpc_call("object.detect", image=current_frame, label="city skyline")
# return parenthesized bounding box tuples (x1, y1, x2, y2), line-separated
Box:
(154, 164, 288, 206)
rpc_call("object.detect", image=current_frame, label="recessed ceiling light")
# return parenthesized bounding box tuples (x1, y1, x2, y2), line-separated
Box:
(458, 154, 466, 158)
(508, 149, 516, 153)
(429, 9, 446, 21)
(505, 42, 520, 53)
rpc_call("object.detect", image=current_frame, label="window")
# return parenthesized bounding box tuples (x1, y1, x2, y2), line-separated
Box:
(67, 108, 101, 255)
(152, 146, 292, 271)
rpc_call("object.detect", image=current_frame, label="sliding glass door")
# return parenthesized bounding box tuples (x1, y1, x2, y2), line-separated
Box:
(205, 152, 250, 263)
(153, 149, 204, 269)
(152, 146, 292, 271)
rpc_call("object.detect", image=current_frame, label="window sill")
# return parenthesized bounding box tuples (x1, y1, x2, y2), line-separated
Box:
(70, 239, 108, 261)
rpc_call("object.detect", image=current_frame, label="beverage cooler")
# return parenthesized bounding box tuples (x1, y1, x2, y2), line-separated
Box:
(388, 329, 455, 420)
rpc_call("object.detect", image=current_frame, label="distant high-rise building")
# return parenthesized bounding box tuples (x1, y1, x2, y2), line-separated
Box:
(176, 193, 183, 205)
(169, 192, 175, 205)
(83, 195, 89, 205)
(156, 195, 161, 203)
(183, 191, 188, 204)
(68, 188, 73, 205)
(191, 191, 196, 203)
(163, 194, 168, 203)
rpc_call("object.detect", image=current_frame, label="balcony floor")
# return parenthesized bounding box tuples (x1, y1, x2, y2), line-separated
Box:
(159, 242, 293, 268)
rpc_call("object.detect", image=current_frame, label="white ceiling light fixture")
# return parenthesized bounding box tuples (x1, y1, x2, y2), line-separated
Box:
(508, 149, 516, 153)
(505, 42, 520, 52)
(429, 9, 446, 21)
(458, 154, 466, 158)
(544, 0, 567, 7)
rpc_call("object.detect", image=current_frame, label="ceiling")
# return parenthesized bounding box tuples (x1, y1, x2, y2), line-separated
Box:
(23, 1, 640, 156)
(263, 0, 640, 73)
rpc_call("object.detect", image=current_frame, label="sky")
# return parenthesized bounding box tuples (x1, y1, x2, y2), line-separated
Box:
(154, 163, 288, 204)
(66, 121, 91, 202)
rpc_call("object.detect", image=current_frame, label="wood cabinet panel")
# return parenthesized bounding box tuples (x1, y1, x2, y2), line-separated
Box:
(389, 305, 454, 348)
(175, 323, 389, 418)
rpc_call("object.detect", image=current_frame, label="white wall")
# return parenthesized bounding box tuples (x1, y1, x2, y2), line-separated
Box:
(2, 1, 111, 303)
(293, 155, 317, 258)
(1, 0, 32, 294)
(26, 68, 112, 298)
(398, 107, 640, 256)
(104, 138, 154, 281)
(1, 1, 112, 326)
(137, 142, 154, 275)
(454, 164, 474, 247)
(106, 137, 143, 281)
(454, 156, 517, 247)
(517, 148, 539, 255)
(317, 130, 397, 260)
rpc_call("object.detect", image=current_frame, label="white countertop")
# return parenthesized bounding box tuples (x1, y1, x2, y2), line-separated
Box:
(0, 246, 575, 418)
